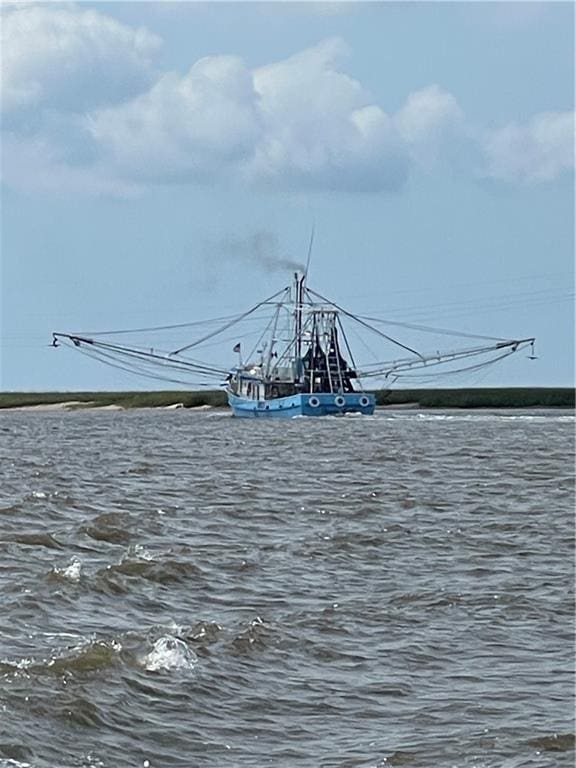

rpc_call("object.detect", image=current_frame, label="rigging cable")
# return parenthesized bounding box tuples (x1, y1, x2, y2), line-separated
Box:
(53, 334, 228, 377)
(378, 348, 521, 382)
(306, 287, 425, 360)
(75, 312, 247, 338)
(60, 341, 221, 388)
(171, 287, 290, 355)
(355, 316, 506, 342)
(358, 339, 534, 379)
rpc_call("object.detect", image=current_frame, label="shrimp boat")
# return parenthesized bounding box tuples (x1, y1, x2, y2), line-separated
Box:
(227, 272, 375, 417)
(52, 269, 536, 418)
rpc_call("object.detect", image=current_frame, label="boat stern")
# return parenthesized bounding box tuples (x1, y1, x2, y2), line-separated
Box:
(300, 392, 375, 416)
(227, 390, 375, 417)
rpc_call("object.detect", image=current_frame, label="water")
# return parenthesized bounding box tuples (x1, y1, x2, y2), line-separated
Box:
(0, 408, 573, 768)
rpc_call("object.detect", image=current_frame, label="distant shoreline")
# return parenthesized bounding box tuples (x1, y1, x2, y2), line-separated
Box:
(0, 388, 573, 411)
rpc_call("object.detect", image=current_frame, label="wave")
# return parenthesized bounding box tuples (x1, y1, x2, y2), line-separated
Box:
(140, 635, 198, 673)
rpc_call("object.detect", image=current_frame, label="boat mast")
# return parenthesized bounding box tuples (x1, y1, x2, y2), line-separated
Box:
(265, 300, 283, 378)
(294, 271, 305, 372)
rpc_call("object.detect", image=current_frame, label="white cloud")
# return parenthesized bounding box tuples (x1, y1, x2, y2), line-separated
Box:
(482, 111, 575, 183)
(394, 84, 465, 168)
(0, 4, 572, 197)
(87, 55, 261, 182)
(87, 37, 408, 193)
(246, 38, 407, 192)
(1, 4, 161, 113)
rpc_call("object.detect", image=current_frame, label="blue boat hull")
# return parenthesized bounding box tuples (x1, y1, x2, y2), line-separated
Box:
(227, 391, 375, 418)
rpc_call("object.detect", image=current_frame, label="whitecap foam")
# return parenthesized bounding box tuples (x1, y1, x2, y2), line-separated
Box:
(163, 620, 186, 636)
(1, 656, 36, 672)
(53, 557, 82, 582)
(141, 635, 198, 673)
(126, 544, 157, 562)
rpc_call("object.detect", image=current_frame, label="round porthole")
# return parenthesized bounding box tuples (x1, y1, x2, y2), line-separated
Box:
(359, 396, 370, 407)
(309, 396, 320, 408)
(334, 396, 346, 408)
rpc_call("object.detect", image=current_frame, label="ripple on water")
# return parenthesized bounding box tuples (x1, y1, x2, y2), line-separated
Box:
(0, 408, 572, 768)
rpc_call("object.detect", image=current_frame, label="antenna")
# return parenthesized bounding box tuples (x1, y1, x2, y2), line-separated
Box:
(304, 223, 315, 280)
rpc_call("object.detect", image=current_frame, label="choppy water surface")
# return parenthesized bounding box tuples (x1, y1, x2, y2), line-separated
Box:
(0, 408, 573, 768)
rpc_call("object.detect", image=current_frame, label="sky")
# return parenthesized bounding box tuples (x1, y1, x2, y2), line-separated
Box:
(1, 0, 574, 391)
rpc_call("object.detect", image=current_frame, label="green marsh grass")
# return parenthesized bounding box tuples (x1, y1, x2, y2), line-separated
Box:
(0, 388, 573, 410)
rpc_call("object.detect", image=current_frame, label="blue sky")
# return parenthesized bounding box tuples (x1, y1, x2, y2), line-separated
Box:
(1, 1, 574, 391)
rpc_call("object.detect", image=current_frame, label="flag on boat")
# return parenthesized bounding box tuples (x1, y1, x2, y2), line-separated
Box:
(233, 343, 241, 353)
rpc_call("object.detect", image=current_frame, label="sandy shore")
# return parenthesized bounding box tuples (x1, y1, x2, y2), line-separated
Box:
(3, 401, 122, 412)
(0, 402, 217, 412)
